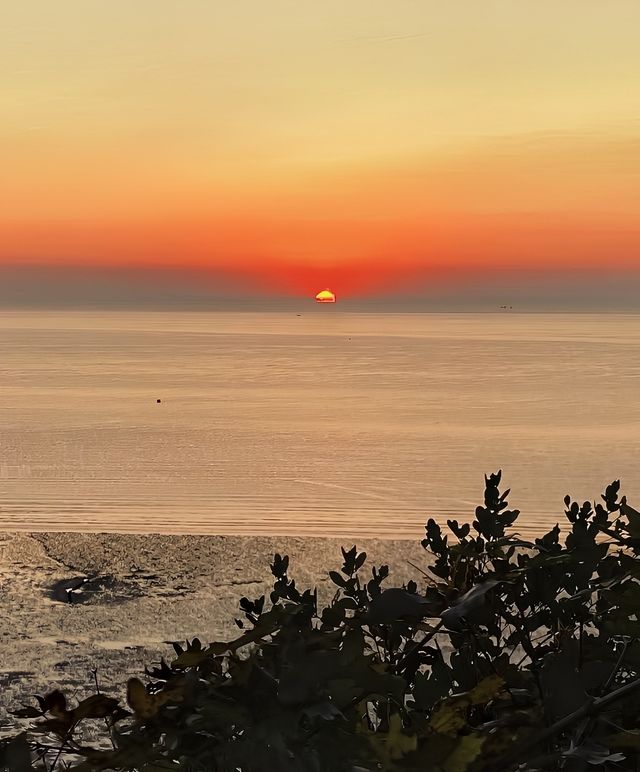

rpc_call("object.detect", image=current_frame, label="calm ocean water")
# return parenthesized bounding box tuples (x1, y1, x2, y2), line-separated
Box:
(1, 310, 639, 539)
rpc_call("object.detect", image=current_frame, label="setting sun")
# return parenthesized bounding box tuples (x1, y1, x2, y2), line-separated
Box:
(315, 289, 336, 303)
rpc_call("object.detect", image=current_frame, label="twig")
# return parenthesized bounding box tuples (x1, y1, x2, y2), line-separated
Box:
(393, 620, 444, 675)
(573, 637, 632, 748)
(520, 750, 563, 770)
(92, 667, 118, 751)
(91, 667, 101, 693)
(578, 621, 584, 670)
(49, 722, 78, 772)
(34, 746, 50, 772)
(602, 639, 632, 695)
(492, 675, 640, 770)
(514, 604, 544, 703)
(406, 560, 438, 586)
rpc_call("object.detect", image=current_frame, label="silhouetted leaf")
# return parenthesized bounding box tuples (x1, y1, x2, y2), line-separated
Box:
(0, 734, 33, 772)
(329, 570, 347, 588)
(364, 588, 433, 624)
(441, 580, 501, 630)
(37, 690, 67, 716)
(73, 694, 120, 720)
(354, 551, 367, 571)
(11, 706, 42, 719)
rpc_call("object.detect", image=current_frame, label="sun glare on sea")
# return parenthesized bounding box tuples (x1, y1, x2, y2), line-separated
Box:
(315, 289, 336, 303)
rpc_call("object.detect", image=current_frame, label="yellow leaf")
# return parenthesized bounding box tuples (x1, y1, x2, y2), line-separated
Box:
(429, 701, 468, 736)
(442, 734, 486, 772)
(387, 714, 418, 760)
(429, 675, 504, 737)
(607, 730, 640, 749)
(127, 678, 183, 720)
(469, 675, 505, 705)
(171, 648, 210, 668)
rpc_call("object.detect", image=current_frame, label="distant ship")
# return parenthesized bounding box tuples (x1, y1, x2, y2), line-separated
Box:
(315, 289, 336, 303)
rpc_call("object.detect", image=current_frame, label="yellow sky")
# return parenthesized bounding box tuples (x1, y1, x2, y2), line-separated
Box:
(1, 0, 639, 292)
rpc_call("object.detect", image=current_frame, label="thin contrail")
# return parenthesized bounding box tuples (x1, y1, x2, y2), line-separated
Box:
(350, 31, 433, 45)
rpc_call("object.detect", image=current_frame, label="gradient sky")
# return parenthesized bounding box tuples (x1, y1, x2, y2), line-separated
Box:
(2, 1, 639, 302)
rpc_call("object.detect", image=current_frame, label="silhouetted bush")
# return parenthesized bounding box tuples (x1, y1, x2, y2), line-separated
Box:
(5, 473, 640, 771)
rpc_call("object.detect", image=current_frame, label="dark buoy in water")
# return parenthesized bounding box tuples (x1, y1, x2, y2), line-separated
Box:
(156, 399, 161, 403)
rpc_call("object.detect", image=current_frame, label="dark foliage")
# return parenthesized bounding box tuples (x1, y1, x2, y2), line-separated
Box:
(5, 474, 640, 771)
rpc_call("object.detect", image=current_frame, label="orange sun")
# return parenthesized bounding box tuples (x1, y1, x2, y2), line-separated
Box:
(315, 289, 336, 303)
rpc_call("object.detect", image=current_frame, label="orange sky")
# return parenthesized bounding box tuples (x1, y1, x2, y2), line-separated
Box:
(2, 1, 639, 299)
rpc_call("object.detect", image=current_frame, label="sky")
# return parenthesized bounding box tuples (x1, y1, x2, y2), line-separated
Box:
(1, 1, 639, 306)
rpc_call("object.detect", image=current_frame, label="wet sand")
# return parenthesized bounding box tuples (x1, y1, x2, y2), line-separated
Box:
(0, 532, 424, 732)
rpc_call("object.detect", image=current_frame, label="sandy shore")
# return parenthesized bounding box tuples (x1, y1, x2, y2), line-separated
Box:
(0, 532, 425, 732)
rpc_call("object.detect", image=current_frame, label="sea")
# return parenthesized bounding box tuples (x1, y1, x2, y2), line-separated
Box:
(1, 309, 639, 539)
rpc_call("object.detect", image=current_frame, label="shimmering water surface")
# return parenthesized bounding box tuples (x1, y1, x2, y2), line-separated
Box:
(1, 310, 639, 538)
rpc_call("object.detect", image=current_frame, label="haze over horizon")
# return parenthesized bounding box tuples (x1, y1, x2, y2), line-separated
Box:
(2, 262, 640, 312)
(2, 1, 639, 306)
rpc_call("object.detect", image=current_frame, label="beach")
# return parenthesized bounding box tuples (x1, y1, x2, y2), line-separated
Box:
(0, 531, 424, 732)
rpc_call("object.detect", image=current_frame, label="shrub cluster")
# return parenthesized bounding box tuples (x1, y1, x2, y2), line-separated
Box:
(4, 473, 640, 771)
